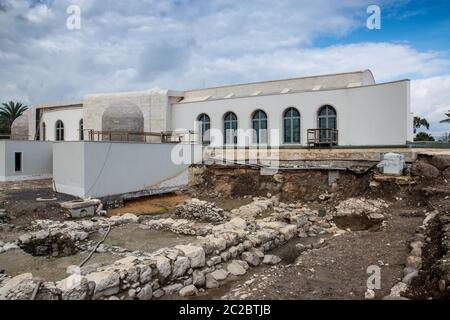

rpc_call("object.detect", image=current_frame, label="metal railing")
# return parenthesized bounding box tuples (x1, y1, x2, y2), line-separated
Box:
(307, 128, 339, 147)
(81, 129, 198, 144)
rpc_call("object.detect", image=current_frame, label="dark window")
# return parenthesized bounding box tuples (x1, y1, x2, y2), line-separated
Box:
(79, 119, 84, 141)
(252, 110, 268, 144)
(14, 152, 22, 172)
(223, 112, 238, 145)
(318, 105, 337, 142)
(42, 122, 46, 141)
(55, 120, 64, 141)
(197, 114, 210, 144)
(283, 107, 301, 144)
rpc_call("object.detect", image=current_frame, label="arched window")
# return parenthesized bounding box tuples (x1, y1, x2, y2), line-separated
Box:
(197, 114, 210, 144)
(318, 105, 337, 143)
(55, 120, 64, 141)
(252, 110, 268, 144)
(223, 112, 238, 145)
(79, 119, 84, 141)
(283, 107, 301, 144)
(41, 122, 46, 141)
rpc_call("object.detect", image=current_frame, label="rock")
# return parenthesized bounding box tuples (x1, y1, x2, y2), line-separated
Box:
(227, 261, 247, 276)
(406, 256, 422, 270)
(241, 251, 261, 267)
(410, 162, 440, 178)
(365, 289, 375, 299)
(172, 257, 190, 278)
(402, 270, 419, 285)
(229, 217, 247, 230)
(295, 243, 307, 253)
(154, 256, 172, 281)
(443, 167, 450, 179)
(192, 270, 205, 287)
(368, 213, 385, 221)
(210, 269, 229, 281)
(429, 155, 450, 171)
(57, 274, 93, 300)
(153, 289, 164, 299)
(85, 271, 120, 299)
(205, 274, 219, 289)
(136, 284, 153, 300)
(179, 285, 198, 297)
(388, 282, 408, 298)
(120, 213, 139, 223)
(262, 255, 282, 265)
(175, 245, 206, 268)
(163, 283, 183, 295)
(0, 273, 33, 299)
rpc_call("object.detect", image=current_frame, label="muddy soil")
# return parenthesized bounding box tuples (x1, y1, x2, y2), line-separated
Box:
(108, 193, 190, 217)
(0, 180, 77, 227)
(0, 249, 117, 281)
(89, 223, 196, 253)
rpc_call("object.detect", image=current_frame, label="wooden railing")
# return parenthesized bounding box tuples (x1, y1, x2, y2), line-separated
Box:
(307, 129, 339, 147)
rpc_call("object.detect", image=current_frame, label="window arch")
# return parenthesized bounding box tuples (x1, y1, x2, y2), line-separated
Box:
(55, 120, 64, 141)
(197, 113, 210, 144)
(79, 119, 84, 141)
(41, 122, 46, 141)
(252, 110, 268, 144)
(223, 112, 238, 145)
(283, 107, 301, 144)
(318, 105, 337, 143)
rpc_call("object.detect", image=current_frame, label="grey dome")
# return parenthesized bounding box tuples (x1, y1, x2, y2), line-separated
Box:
(101, 102, 144, 142)
(11, 111, 29, 140)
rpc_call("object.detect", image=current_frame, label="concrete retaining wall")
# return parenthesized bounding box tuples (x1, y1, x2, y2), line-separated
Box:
(53, 141, 203, 198)
(0, 140, 53, 182)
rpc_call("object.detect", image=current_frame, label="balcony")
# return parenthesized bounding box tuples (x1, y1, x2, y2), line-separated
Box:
(307, 129, 339, 147)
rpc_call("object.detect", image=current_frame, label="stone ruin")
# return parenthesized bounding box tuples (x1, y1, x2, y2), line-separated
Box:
(174, 199, 228, 223)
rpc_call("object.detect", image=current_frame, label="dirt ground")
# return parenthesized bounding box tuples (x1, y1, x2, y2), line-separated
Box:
(108, 193, 190, 217)
(0, 179, 77, 227)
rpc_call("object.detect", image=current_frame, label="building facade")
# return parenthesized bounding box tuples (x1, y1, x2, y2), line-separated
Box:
(11, 70, 414, 147)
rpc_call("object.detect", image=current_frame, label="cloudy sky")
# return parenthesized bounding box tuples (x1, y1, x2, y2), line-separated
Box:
(1, 0, 450, 136)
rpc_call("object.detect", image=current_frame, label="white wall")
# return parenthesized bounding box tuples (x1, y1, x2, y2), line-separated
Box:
(171, 80, 412, 147)
(41, 107, 84, 141)
(53, 142, 203, 198)
(0, 141, 53, 182)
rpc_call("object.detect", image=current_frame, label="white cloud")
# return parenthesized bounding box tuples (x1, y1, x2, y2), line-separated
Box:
(0, 0, 449, 139)
(411, 75, 450, 136)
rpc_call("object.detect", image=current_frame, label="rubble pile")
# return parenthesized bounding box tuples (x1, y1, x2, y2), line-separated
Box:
(174, 199, 228, 223)
(334, 197, 389, 221)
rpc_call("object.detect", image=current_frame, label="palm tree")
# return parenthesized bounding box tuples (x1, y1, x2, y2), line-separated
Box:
(440, 110, 450, 123)
(0, 101, 28, 129)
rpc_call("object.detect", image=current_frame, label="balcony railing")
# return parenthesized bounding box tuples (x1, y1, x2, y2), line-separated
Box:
(307, 129, 339, 147)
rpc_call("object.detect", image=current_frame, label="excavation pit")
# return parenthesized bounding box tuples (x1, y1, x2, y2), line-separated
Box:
(89, 223, 197, 253)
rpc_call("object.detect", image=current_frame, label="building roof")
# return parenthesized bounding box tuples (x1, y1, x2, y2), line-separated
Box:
(179, 70, 376, 103)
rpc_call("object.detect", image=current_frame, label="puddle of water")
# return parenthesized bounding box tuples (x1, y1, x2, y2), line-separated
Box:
(90, 223, 196, 253)
(108, 193, 190, 217)
(0, 249, 117, 281)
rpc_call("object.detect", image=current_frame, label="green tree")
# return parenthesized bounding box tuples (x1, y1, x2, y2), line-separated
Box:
(414, 132, 435, 142)
(414, 116, 430, 134)
(440, 110, 450, 123)
(0, 101, 28, 132)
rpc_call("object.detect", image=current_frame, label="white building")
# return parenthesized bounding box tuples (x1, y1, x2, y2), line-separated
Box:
(2, 70, 415, 195)
(11, 70, 414, 147)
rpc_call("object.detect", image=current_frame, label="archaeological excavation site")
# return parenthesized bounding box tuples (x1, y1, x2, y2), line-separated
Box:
(1, 147, 450, 301)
